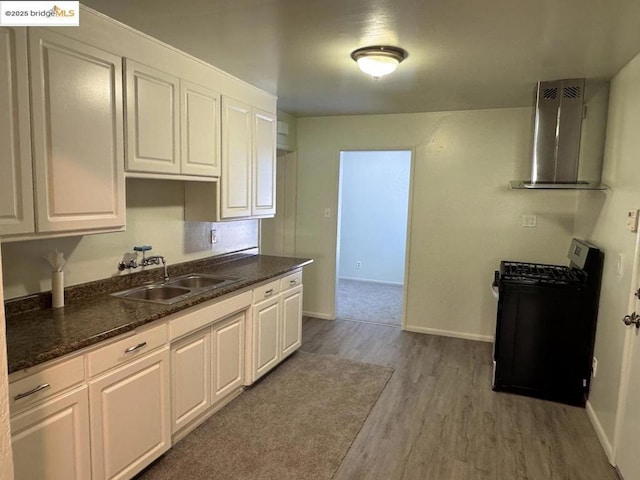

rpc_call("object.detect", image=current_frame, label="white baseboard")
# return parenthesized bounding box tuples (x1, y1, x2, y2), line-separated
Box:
(586, 400, 615, 465)
(404, 324, 493, 343)
(338, 276, 404, 286)
(303, 311, 335, 320)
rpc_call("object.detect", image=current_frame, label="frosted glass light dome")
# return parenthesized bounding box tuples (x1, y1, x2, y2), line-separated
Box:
(350, 46, 408, 79)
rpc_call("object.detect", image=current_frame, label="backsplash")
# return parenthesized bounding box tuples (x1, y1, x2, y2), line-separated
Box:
(1, 179, 259, 300)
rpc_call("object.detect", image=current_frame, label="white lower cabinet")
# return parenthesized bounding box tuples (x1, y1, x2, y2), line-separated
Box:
(253, 295, 281, 380)
(211, 312, 245, 403)
(248, 271, 303, 383)
(89, 347, 171, 480)
(9, 272, 302, 479)
(11, 386, 91, 480)
(281, 284, 303, 358)
(170, 310, 246, 434)
(171, 328, 211, 433)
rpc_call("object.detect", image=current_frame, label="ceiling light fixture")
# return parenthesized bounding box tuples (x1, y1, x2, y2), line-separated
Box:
(350, 45, 408, 78)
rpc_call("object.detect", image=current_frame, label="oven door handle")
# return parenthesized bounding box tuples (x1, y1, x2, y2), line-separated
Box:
(491, 271, 500, 300)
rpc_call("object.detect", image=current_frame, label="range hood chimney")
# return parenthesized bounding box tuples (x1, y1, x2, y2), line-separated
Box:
(511, 78, 608, 190)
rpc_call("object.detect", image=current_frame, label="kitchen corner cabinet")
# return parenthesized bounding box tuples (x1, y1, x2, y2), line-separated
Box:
(11, 386, 91, 480)
(0, 28, 34, 236)
(29, 29, 125, 233)
(124, 60, 220, 178)
(248, 271, 303, 384)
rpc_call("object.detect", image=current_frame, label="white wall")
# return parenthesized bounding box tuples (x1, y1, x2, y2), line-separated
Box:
(296, 108, 579, 338)
(2, 179, 258, 299)
(338, 150, 410, 284)
(573, 51, 640, 458)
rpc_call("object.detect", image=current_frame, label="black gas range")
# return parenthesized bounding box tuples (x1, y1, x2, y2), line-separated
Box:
(492, 238, 604, 406)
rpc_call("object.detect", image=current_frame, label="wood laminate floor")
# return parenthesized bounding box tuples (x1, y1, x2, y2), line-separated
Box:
(301, 317, 619, 480)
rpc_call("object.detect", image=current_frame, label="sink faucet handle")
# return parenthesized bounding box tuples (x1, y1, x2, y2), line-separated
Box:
(118, 252, 139, 271)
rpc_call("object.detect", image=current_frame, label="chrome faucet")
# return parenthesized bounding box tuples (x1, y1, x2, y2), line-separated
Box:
(118, 246, 169, 282)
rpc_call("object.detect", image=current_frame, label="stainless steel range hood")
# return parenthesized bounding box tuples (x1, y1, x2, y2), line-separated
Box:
(511, 79, 609, 190)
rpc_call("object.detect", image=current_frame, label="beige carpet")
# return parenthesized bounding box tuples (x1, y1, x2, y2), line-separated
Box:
(336, 279, 403, 326)
(136, 351, 393, 480)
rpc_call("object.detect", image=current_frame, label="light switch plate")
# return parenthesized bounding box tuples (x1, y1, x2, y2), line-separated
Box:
(522, 215, 537, 227)
(626, 209, 639, 232)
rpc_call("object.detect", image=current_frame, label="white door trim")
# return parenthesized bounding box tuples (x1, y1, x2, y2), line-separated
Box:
(333, 148, 415, 329)
(612, 227, 640, 467)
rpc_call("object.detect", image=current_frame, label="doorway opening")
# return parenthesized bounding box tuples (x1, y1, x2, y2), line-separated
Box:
(336, 150, 412, 327)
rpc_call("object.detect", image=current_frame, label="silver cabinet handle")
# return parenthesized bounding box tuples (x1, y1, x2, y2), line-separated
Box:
(264, 289, 274, 297)
(14, 383, 51, 401)
(124, 342, 147, 354)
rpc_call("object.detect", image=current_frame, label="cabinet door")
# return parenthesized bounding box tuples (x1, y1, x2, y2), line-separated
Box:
(221, 96, 252, 218)
(171, 328, 210, 433)
(11, 386, 91, 480)
(181, 81, 220, 177)
(281, 285, 303, 358)
(252, 296, 281, 380)
(89, 347, 171, 480)
(211, 312, 245, 403)
(252, 109, 277, 217)
(29, 29, 125, 233)
(125, 59, 180, 174)
(0, 28, 34, 236)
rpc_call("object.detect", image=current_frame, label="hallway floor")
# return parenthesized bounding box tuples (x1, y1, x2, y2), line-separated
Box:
(336, 279, 403, 327)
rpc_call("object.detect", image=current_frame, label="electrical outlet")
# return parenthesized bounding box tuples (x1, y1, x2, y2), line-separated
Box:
(210, 229, 218, 244)
(592, 357, 598, 378)
(356, 261, 362, 269)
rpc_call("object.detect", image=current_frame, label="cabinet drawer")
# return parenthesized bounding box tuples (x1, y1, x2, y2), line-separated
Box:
(88, 323, 167, 377)
(9, 355, 85, 414)
(253, 279, 280, 303)
(169, 290, 252, 341)
(280, 270, 302, 291)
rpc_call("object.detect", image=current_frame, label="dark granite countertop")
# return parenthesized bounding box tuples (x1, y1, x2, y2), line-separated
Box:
(5, 253, 312, 375)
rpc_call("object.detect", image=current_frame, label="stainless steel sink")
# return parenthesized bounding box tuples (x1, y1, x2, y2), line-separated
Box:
(166, 274, 234, 289)
(112, 273, 240, 305)
(122, 285, 190, 302)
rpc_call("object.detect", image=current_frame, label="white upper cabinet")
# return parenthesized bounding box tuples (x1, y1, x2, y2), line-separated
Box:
(213, 97, 276, 220)
(181, 81, 221, 176)
(252, 109, 277, 217)
(0, 28, 34, 236)
(125, 59, 181, 175)
(125, 60, 221, 178)
(29, 28, 125, 233)
(221, 96, 253, 218)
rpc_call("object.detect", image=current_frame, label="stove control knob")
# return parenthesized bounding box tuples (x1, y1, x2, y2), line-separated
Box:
(622, 312, 640, 329)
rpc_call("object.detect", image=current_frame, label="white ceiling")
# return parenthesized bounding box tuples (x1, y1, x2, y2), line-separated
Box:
(81, 0, 640, 117)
